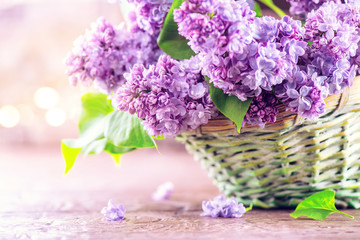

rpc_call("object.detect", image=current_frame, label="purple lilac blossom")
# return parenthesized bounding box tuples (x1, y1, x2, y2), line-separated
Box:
(65, 17, 162, 94)
(65, 0, 173, 94)
(174, 0, 308, 122)
(113, 55, 216, 137)
(126, 0, 173, 35)
(274, 78, 326, 121)
(304, 2, 360, 60)
(286, 0, 341, 19)
(244, 91, 279, 128)
(101, 199, 126, 221)
(174, 0, 307, 101)
(201, 194, 246, 218)
(152, 181, 174, 201)
(302, 2, 359, 95)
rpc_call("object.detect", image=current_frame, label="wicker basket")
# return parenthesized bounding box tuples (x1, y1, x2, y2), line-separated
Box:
(177, 77, 360, 209)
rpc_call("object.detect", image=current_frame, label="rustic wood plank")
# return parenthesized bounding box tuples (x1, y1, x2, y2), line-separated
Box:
(0, 143, 359, 239)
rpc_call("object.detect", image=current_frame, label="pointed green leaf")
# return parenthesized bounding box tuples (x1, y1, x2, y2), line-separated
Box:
(290, 190, 354, 220)
(257, 0, 286, 18)
(254, 3, 263, 17)
(104, 111, 156, 148)
(62, 141, 81, 174)
(79, 93, 113, 131)
(109, 153, 122, 165)
(104, 142, 135, 155)
(81, 138, 107, 155)
(205, 76, 252, 133)
(246, 203, 253, 212)
(158, 0, 195, 60)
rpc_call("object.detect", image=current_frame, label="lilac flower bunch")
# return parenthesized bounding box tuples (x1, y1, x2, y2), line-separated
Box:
(113, 55, 216, 137)
(286, 0, 360, 19)
(64, 0, 172, 94)
(174, 0, 309, 127)
(286, 0, 341, 19)
(126, 0, 173, 35)
(65, 0, 360, 138)
(201, 194, 247, 218)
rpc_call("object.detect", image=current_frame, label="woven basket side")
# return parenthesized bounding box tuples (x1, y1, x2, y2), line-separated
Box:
(177, 101, 360, 208)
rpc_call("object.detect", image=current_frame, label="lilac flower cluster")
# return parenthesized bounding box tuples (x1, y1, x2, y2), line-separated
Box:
(244, 91, 279, 128)
(126, 0, 173, 35)
(67, 0, 360, 132)
(174, 0, 308, 126)
(302, 2, 359, 93)
(65, 0, 173, 94)
(286, 0, 341, 19)
(270, 2, 359, 119)
(201, 194, 246, 218)
(286, 0, 360, 18)
(113, 55, 216, 137)
(304, 2, 360, 61)
(101, 199, 126, 221)
(65, 17, 161, 94)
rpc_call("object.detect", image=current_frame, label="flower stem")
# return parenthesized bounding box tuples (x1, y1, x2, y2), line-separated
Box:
(257, 0, 286, 18)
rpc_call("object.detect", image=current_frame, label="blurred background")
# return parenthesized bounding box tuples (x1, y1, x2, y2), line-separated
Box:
(0, 0, 125, 146)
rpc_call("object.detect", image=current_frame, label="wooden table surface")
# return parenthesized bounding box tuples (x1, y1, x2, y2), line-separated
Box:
(0, 141, 359, 240)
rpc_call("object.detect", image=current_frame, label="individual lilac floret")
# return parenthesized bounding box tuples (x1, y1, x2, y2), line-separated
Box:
(113, 55, 216, 137)
(201, 194, 246, 218)
(244, 91, 279, 128)
(152, 181, 174, 201)
(65, 17, 161, 94)
(101, 199, 126, 221)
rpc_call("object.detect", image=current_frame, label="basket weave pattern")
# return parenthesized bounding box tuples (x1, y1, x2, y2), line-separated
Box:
(177, 77, 360, 208)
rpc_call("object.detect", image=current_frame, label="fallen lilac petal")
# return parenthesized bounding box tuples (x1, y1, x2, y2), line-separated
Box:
(201, 194, 246, 218)
(152, 181, 174, 201)
(101, 199, 126, 221)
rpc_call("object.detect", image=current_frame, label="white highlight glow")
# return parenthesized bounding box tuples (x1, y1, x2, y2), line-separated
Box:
(45, 108, 66, 127)
(34, 87, 59, 109)
(0, 105, 20, 128)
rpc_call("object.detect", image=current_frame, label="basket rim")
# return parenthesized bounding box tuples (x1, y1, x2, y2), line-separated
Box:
(192, 76, 360, 134)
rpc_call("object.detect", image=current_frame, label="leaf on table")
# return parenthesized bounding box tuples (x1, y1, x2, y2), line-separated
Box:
(290, 190, 354, 220)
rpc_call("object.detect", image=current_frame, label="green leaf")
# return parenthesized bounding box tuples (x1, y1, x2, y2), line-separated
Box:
(205, 76, 252, 133)
(246, 203, 253, 212)
(257, 0, 286, 18)
(78, 93, 113, 131)
(290, 190, 354, 220)
(61, 93, 155, 173)
(158, 0, 196, 60)
(81, 138, 107, 155)
(61, 141, 81, 174)
(153, 135, 164, 140)
(110, 153, 122, 165)
(254, 3, 263, 17)
(104, 110, 156, 149)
